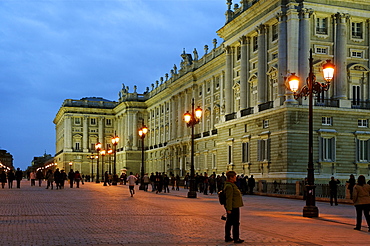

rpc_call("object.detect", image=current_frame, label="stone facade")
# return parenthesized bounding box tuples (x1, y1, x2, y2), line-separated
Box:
(54, 0, 370, 183)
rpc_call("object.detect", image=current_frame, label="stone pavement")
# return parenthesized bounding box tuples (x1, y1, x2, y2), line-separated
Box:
(0, 180, 369, 246)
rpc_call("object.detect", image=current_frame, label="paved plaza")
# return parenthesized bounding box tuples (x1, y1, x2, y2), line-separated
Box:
(0, 180, 369, 246)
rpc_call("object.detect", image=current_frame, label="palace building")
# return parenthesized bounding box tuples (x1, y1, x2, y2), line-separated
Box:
(54, 0, 370, 183)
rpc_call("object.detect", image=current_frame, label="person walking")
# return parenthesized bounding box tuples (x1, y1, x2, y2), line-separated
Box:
(68, 169, 75, 188)
(224, 171, 244, 244)
(36, 169, 44, 187)
(45, 169, 54, 190)
(127, 172, 137, 197)
(104, 171, 109, 186)
(0, 171, 7, 188)
(15, 168, 23, 188)
(60, 170, 67, 189)
(74, 171, 82, 188)
(7, 169, 15, 189)
(329, 176, 340, 206)
(175, 174, 181, 191)
(54, 168, 62, 190)
(352, 175, 370, 231)
(347, 174, 356, 199)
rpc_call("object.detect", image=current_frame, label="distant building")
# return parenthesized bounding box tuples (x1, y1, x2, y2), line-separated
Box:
(54, 1, 370, 183)
(0, 149, 14, 170)
(30, 153, 54, 170)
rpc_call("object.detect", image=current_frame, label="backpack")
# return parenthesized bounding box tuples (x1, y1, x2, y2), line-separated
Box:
(218, 189, 226, 205)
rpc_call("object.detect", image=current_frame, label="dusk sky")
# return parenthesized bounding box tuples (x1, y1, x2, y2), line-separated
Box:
(0, 0, 226, 170)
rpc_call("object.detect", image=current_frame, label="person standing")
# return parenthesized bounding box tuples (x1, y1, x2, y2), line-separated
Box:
(30, 171, 36, 186)
(143, 173, 150, 191)
(224, 171, 244, 244)
(45, 169, 54, 190)
(15, 168, 23, 188)
(104, 171, 109, 186)
(163, 174, 170, 193)
(175, 174, 181, 191)
(248, 175, 255, 195)
(7, 169, 15, 189)
(347, 174, 356, 200)
(329, 176, 340, 206)
(0, 171, 7, 188)
(68, 169, 75, 188)
(36, 169, 44, 187)
(203, 173, 209, 195)
(127, 172, 137, 197)
(353, 175, 370, 231)
(54, 168, 62, 190)
(60, 170, 67, 189)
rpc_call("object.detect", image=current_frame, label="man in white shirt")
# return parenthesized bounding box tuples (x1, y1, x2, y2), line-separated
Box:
(127, 172, 137, 197)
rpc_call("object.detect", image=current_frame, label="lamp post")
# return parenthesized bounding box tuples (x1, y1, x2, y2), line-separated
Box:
(286, 48, 335, 217)
(183, 98, 202, 198)
(100, 149, 106, 183)
(95, 142, 102, 183)
(111, 132, 120, 185)
(87, 153, 98, 182)
(138, 122, 148, 190)
(107, 149, 113, 174)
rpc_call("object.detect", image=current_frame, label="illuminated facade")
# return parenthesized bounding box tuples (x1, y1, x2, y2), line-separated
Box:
(55, 0, 370, 183)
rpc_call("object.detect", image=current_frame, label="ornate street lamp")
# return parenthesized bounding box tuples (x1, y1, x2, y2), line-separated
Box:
(183, 98, 202, 198)
(95, 142, 102, 183)
(87, 153, 98, 182)
(111, 132, 120, 185)
(100, 149, 106, 184)
(138, 122, 148, 190)
(286, 48, 335, 217)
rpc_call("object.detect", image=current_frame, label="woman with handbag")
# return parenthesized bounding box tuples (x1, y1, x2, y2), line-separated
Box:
(352, 175, 370, 231)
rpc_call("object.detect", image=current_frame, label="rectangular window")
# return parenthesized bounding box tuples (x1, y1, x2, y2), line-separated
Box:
(319, 137, 336, 162)
(75, 142, 80, 151)
(253, 36, 258, 51)
(90, 118, 96, 125)
(322, 117, 332, 126)
(358, 119, 368, 128)
(257, 139, 271, 162)
(351, 51, 363, 58)
(228, 145, 232, 164)
(356, 139, 370, 162)
(106, 119, 112, 126)
(74, 117, 81, 125)
(237, 46, 241, 60)
(353, 85, 361, 106)
(263, 119, 269, 129)
(272, 24, 278, 41)
(316, 47, 328, 55)
(352, 22, 363, 39)
(316, 18, 328, 35)
(242, 142, 249, 163)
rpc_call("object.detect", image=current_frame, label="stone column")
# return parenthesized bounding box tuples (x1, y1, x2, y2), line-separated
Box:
(171, 97, 176, 140)
(98, 117, 104, 146)
(286, 5, 299, 75)
(177, 93, 183, 137)
(64, 115, 72, 151)
(299, 9, 311, 82)
(239, 35, 250, 110)
(225, 45, 233, 114)
(257, 24, 267, 104)
(335, 13, 349, 99)
(83, 116, 89, 152)
(277, 12, 289, 104)
(132, 111, 138, 149)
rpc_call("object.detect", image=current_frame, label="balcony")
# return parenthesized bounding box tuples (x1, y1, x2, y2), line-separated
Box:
(211, 129, 218, 135)
(241, 107, 254, 117)
(352, 101, 370, 110)
(314, 99, 339, 107)
(203, 131, 210, 137)
(225, 112, 236, 121)
(258, 101, 273, 112)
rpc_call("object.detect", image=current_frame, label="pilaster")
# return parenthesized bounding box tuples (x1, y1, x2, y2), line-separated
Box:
(257, 24, 267, 105)
(239, 35, 250, 109)
(225, 45, 233, 114)
(83, 116, 89, 152)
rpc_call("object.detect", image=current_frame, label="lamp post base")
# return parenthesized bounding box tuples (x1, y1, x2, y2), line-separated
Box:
(187, 190, 197, 198)
(303, 205, 319, 218)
